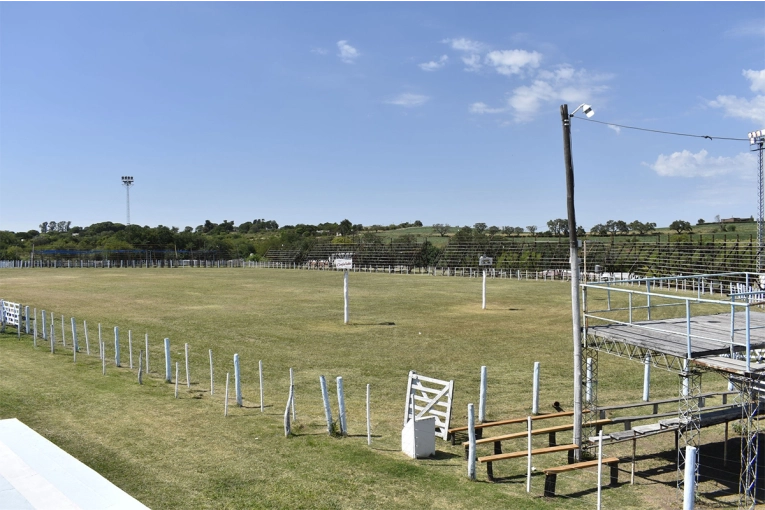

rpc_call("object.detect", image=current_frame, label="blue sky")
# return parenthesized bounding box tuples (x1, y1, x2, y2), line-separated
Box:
(1, 2, 764, 233)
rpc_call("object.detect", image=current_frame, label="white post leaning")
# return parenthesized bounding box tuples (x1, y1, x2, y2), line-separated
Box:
(234, 353, 242, 406)
(482, 270, 486, 310)
(526, 415, 533, 492)
(289, 367, 296, 421)
(284, 380, 294, 437)
(643, 354, 651, 402)
(532, 362, 540, 415)
(336, 376, 347, 436)
(128, 330, 133, 369)
(467, 403, 476, 480)
(71, 317, 78, 354)
(259, 360, 264, 412)
(320, 375, 333, 435)
(479, 366, 487, 423)
(164, 338, 172, 382)
(343, 270, 349, 324)
(83, 320, 90, 355)
(683, 445, 697, 510)
(209, 349, 214, 395)
(224, 372, 230, 417)
(114, 326, 121, 367)
(366, 383, 371, 446)
(145, 334, 150, 374)
(138, 351, 143, 384)
(185, 343, 190, 388)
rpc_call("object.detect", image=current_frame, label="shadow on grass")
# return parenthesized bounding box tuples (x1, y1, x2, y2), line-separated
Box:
(348, 322, 396, 326)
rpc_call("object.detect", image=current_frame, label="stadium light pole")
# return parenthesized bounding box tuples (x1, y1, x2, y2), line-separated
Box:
(122, 176, 134, 226)
(750, 130, 765, 272)
(561, 103, 594, 461)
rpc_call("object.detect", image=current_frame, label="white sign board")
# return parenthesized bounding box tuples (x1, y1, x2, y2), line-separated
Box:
(479, 256, 493, 266)
(334, 258, 353, 270)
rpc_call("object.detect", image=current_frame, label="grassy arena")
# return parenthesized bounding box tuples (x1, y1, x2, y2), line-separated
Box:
(0, 269, 734, 509)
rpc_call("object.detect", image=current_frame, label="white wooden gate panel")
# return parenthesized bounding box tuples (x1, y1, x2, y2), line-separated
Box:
(1, 300, 21, 327)
(404, 371, 454, 441)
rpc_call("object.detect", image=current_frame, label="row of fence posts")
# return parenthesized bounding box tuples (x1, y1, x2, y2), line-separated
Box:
(3, 302, 375, 442)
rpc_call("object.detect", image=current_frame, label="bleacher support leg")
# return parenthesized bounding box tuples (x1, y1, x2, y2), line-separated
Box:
(543, 474, 557, 497)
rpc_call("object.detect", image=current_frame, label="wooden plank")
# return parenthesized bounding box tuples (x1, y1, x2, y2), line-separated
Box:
(465, 419, 613, 447)
(543, 457, 619, 475)
(478, 443, 578, 463)
(448, 410, 588, 434)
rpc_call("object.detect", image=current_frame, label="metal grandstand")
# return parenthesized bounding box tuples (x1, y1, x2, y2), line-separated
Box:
(265, 241, 429, 270)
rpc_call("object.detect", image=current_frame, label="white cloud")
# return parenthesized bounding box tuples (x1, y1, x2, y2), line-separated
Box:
(484, 50, 542, 76)
(707, 68, 765, 124)
(645, 149, 755, 178)
(419, 55, 448, 72)
(442, 37, 487, 53)
(469, 102, 506, 114)
(385, 93, 430, 108)
(744, 69, 765, 93)
(608, 124, 621, 134)
(506, 66, 609, 122)
(310, 47, 328, 56)
(337, 40, 359, 64)
(461, 54, 482, 72)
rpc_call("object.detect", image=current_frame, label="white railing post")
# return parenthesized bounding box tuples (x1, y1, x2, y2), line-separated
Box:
(479, 366, 487, 423)
(467, 403, 476, 480)
(532, 362, 540, 414)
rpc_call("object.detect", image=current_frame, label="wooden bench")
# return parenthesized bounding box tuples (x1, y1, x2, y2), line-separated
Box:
(448, 410, 588, 444)
(543, 457, 619, 497)
(478, 444, 578, 482)
(463, 419, 613, 458)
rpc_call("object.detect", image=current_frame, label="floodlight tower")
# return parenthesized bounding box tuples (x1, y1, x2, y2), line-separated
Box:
(121, 176, 134, 226)
(751, 130, 765, 272)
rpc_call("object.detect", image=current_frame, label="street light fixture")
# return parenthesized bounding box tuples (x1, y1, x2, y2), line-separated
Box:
(121, 176, 134, 226)
(560, 103, 594, 461)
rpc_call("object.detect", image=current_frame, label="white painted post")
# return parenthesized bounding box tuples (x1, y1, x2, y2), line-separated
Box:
(24, 306, 29, 334)
(101, 342, 105, 375)
(145, 334, 149, 373)
(50, 322, 54, 353)
(185, 343, 190, 388)
(682, 359, 689, 397)
(138, 351, 143, 385)
(71, 317, 78, 354)
(643, 355, 651, 401)
(42, 310, 47, 340)
(289, 367, 296, 421)
(597, 429, 604, 510)
(33, 316, 37, 348)
(175, 362, 179, 398)
(209, 349, 214, 395)
(234, 354, 242, 406)
(259, 360, 264, 412)
(61, 315, 66, 347)
(114, 326, 121, 367)
(98, 324, 102, 359)
(164, 338, 171, 382)
(467, 403, 476, 480)
(526, 416, 532, 492)
(343, 270, 349, 324)
(482, 270, 486, 309)
(336, 376, 347, 436)
(83, 320, 90, 355)
(284, 381, 294, 437)
(478, 366, 487, 423)
(366, 384, 371, 446)
(128, 330, 133, 369)
(532, 362, 540, 415)
(683, 445, 697, 510)
(320, 376, 333, 435)
(586, 357, 593, 404)
(224, 373, 230, 417)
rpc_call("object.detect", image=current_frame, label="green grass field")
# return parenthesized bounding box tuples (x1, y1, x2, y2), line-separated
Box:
(0, 269, 737, 509)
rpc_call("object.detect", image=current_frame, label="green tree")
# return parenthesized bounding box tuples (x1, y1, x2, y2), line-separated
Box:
(432, 224, 450, 237)
(669, 220, 693, 234)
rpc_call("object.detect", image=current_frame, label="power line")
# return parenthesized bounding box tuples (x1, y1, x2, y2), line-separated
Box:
(574, 116, 749, 142)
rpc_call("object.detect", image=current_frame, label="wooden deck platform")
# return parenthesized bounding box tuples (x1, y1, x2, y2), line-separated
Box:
(588, 312, 765, 362)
